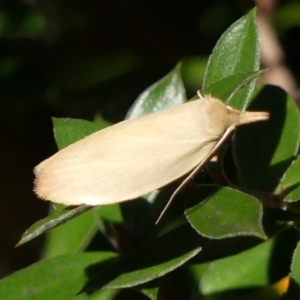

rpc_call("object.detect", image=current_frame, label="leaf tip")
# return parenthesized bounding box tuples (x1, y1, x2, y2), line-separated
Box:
(15, 240, 23, 248)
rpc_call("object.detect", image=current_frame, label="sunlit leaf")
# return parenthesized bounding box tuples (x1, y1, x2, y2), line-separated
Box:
(203, 8, 259, 109)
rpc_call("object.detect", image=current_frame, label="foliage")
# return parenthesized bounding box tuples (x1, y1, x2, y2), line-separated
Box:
(1, 8, 300, 300)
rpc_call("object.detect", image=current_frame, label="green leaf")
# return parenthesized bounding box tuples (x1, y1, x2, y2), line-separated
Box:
(0, 252, 117, 300)
(137, 282, 159, 300)
(286, 241, 300, 297)
(84, 224, 202, 291)
(277, 155, 300, 203)
(97, 203, 124, 223)
(203, 8, 259, 109)
(126, 63, 186, 119)
(42, 208, 97, 258)
(233, 85, 300, 192)
(185, 185, 265, 239)
(204, 70, 263, 107)
(53, 117, 110, 149)
(42, 204, 123, 258)
(199, 228, 297, 297)
(17, 205, 91, 246)
(87, 288, 119, 300)
(87, 289, 119, 300)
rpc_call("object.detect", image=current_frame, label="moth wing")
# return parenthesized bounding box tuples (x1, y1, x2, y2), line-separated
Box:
(34, 99, 226, 205)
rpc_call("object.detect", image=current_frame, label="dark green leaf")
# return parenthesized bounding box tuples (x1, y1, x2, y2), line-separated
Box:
(199, 228, 297, 297)
(240, 281, 286, 300)
(185, 185, 265, 239)
(0, 252, 117, 300)
(86, 289, 120, 300)
(203, 8, 259, 109)
(84, 224, 202, 290)
(17, 205, 91, 246)
(87, 288, 119, 300)
(157, 262, 209, 299)
(233, 85, 300, 192)
(126, 63, 186, 119)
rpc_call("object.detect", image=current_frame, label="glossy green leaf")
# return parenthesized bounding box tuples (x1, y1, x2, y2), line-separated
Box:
(185, 185, 265, 239)
(53, 117, 110, 149)
(203, 8, 259, 109)
(0, 252, 117, 300)
(204, 70, 263, 107)
(199, 228, 297, 297)
(277, 155, 300, 203)
(84, 224, 202, 291)
(286, 241, 300, 297)
(233, 85, 300, 192)
(126, 63, 186, 119)
(17, 205, 91, 246)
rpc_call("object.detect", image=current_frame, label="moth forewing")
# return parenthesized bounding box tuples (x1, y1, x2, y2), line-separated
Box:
(34, 96, 269, 215)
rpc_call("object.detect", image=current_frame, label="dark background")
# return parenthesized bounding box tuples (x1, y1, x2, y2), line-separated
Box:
(1, 0, 299, 278)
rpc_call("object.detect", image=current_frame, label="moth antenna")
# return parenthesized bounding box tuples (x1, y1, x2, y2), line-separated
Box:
(197, 90, 205, 98)
(155, 125, 237, 224)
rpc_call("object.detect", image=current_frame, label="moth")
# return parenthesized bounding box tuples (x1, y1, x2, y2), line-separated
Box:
(34, 92, 269, 221)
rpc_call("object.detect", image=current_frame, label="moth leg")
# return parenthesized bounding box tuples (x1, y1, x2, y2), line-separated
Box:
(155, 125, 236, 224)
